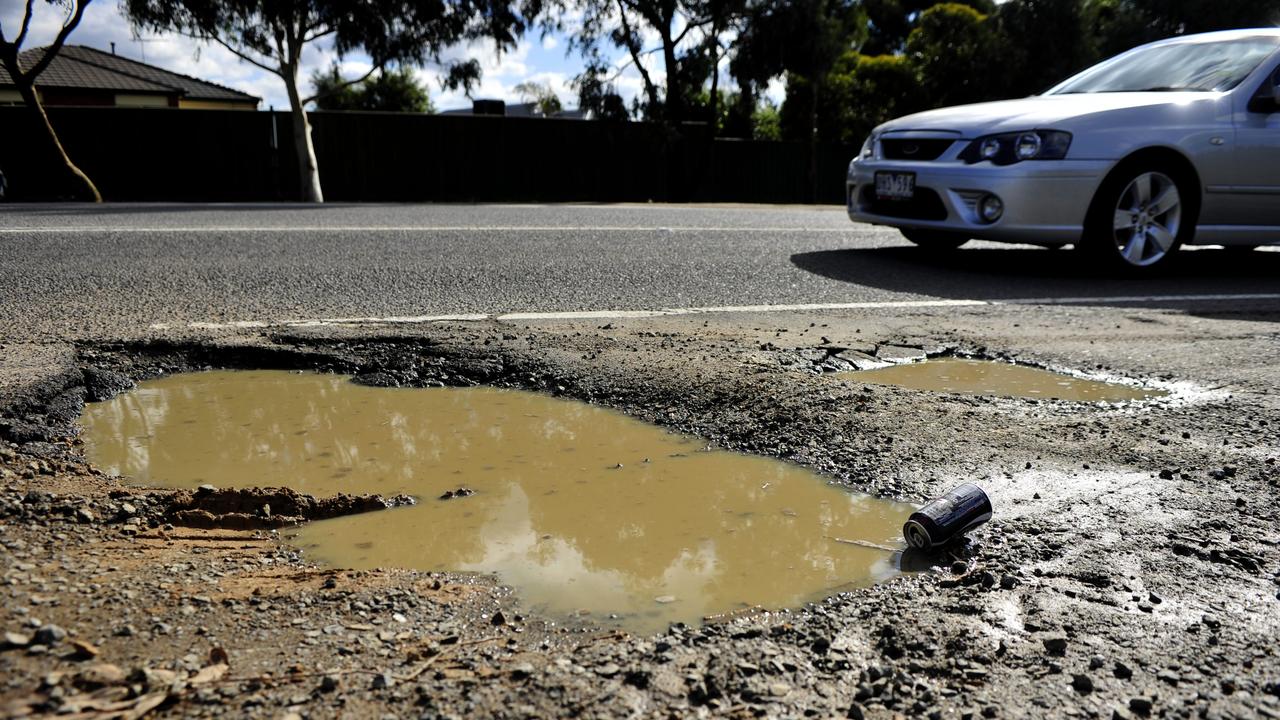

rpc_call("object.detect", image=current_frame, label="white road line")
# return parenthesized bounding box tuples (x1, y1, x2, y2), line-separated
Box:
(152, 293, 1280, 331)
(0, 225, 858, 234)
(1004, 293, 1280, 305)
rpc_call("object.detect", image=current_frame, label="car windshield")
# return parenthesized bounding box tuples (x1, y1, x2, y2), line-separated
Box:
(1048, 37, 1279, 94)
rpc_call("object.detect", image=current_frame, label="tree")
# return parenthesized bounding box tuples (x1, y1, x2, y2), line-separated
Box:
(1118, 0, 1280, 36)
(562, 0, 747, 125)
(1081, 0, 1280, 60)
(311, 66, 434, 112)
(310, 66, 363, 110)
(734, 0, 867, 198)
(817, 52, 921, 144)
(513, 80, 562, 116)
(750, 101, 781, 140)
(573, 59, 629, 120)
(862, 0, 995, 55)
(1086, 0, 1159, 57)
(905, 3, 998, 108)
(0, 0, 102, 201)
(126, 0, 534, 202)
(993, 0, 1095, 97)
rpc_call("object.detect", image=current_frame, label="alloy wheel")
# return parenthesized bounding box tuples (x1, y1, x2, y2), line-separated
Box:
(1111, 171, 1182, 267)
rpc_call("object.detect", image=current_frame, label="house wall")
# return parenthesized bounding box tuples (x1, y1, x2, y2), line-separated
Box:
(178, 98, 258, 110)
(39, 89, 116, 107)
(114, 94, 172, 108)
(0, 89, 23, 105)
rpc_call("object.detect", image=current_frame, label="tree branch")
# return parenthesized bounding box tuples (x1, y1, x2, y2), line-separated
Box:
(200, 32, 281, 75)
(303, 27, 337, 44)
(23, 0, 91, 82)
(302, 61, 384, 105)
(615, 0, 660, 108)
(672, 15, 714, 47)
(272, 25, 287, 66)
(14, 0, 36, 50)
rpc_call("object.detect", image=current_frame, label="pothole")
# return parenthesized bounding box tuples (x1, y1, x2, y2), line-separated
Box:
(844, 358, 1166, 403)
(81, 369, 916, 634)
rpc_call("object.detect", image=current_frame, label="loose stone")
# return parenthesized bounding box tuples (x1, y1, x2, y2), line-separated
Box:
(33, 624, 66, 646)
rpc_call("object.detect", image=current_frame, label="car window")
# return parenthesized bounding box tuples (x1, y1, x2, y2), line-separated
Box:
(1049, 37, 1280, 94)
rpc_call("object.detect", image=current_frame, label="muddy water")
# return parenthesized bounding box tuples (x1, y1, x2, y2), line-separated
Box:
(846, 358, 1165, 402)
(82, 370, 915, 634)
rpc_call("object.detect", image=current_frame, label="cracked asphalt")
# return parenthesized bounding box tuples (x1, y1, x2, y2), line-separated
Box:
(1, 203, 1279, 719)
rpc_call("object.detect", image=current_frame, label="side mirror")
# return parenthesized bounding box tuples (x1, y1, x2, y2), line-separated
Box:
(1249, 74, 1280, 114)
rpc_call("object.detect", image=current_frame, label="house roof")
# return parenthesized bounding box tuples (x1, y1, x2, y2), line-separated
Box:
(0, 45, 258, 103)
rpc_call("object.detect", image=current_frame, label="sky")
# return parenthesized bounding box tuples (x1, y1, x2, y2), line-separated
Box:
(2, 0, 692, 112)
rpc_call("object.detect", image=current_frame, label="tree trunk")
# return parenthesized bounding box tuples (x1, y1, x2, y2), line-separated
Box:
(13, 77, 102, 202)
(283, 64, 324, 203)
(662, 29, 682, 125)
(708, 36, 720, 137)
(808, 79, 820, 204)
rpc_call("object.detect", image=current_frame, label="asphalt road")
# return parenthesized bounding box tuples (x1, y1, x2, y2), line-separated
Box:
(3, 202, 1280, 340)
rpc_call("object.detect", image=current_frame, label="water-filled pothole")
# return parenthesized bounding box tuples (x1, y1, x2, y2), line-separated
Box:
(82, 370, 915, 634)
(846, 358, 1165, 403)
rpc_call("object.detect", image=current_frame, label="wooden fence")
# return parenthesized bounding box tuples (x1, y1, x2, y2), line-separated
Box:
(0, 106, 856, 204)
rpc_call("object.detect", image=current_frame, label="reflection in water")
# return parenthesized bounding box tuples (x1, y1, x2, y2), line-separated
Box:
(846, 358, 1165, 402)
(82, 370, 915, 634)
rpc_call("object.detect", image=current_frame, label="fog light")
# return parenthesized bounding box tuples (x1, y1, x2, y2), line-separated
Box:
(980, 194, 1004, 222)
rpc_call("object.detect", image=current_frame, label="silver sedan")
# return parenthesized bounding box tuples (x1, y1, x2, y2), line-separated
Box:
(847, 29, 1280, 271)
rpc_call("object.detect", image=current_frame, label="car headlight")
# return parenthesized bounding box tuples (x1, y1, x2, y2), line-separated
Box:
(858, 133, 878, 161)
(960, 130, 1071, 165)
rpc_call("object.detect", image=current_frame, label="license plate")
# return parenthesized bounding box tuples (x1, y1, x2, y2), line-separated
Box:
(875, 171, 916, 200)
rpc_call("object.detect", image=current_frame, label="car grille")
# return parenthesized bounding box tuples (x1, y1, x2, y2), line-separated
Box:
(880, 139, 954, 161)
(858, 186, 948, 221)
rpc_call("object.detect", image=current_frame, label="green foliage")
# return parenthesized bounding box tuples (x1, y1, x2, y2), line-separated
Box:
(752, 103, 782, 140)
(732, 0, 868, 87)
(560, 0, 750, 124)
(862, 0, 996, 55)
(311, 66, 434, 112)
(311, 67, 362, 110)
(572, 62, 630, 121)
(513, 80, 563, 116)
(994, 0, 1095, 96)
(1116, 0, 1280, 36)
(778, 75, 813, 142)
(819, 53, 922, 144)
(905, 3, 997, 108)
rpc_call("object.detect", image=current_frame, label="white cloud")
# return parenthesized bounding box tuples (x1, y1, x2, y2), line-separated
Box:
(765, 77, 786, 106)
(541, 35, 558, 51)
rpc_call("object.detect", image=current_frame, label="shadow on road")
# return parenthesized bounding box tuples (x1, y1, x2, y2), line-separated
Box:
(791, 246, 1280, 315)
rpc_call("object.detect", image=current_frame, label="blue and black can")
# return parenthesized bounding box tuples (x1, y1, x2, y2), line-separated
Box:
(903, 483, 992, 550)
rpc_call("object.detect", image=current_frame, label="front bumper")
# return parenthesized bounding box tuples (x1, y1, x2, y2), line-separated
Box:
(847, 158, 1113, 245)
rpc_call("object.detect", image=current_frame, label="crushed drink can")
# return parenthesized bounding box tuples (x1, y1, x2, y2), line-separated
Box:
(902, 483, 992, 550)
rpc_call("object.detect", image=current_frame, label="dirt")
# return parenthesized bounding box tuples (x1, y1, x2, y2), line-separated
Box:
(1, 307, 1278, 719)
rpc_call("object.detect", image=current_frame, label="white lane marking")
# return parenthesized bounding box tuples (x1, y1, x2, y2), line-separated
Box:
(1004, 293, 1280, 305)
(285, 314, 491, 326)
(498, 309, 693, 320)
(0, 225, 858, 234)
(151, 293, 1280, 331)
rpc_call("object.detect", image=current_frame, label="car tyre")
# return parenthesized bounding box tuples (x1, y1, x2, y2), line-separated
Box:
(1081, 160, 1196, 272)
(901, 229, 968, 251)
